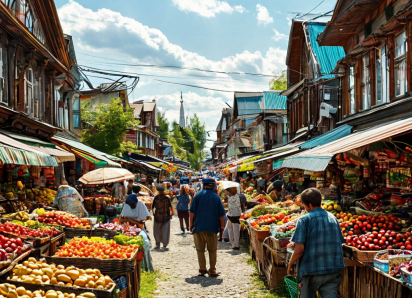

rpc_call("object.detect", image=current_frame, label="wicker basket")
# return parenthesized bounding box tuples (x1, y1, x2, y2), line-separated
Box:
(45, 248, 140, 274)
(117, 288, 127, 298)
(3, 280, 116, 298)
(344, 245, 383, 262)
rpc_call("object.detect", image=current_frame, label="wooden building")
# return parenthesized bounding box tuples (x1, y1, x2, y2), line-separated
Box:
(318, 0, 412, 129)
(283, 13, 346, 141)
(0, 0, 79, 138)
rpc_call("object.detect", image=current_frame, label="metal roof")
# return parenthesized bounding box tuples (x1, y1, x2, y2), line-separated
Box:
(300, 124, 352, 150)
(282, 117, 412, 171)
(143, 102, 156, 112)
(263, 92, 287, 110)
(235, 96, 263, 116)
(307, 23, 345, 75)
(280, 79, 305, 96)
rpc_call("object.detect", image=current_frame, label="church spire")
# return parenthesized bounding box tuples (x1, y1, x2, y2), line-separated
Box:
(179, 91, 185, 128)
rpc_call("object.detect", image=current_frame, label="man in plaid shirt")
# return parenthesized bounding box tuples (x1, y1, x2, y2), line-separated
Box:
(287, 188, 345, 298)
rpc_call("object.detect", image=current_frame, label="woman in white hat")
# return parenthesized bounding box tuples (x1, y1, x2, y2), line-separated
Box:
(223, 182, 243, 250)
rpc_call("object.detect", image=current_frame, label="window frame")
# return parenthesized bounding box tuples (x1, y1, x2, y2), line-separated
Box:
(394, 31, 407, 98)
(24, 68, 34, 116)
(361, 54, 371, 111)
(72, 95, 81, 129)
(348, 64, 356, 115)
(375, 45, 390, 106)
(0, 47, 6, 104)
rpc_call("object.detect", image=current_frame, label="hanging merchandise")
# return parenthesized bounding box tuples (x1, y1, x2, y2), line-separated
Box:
(30, 166, 40, 180)
(75, 159, 82, 173)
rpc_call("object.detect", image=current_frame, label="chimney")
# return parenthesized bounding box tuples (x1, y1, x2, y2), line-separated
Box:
(152, 99, 156, 103)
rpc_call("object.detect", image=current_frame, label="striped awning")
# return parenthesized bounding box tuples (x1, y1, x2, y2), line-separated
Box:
(0, 146, 57, 167)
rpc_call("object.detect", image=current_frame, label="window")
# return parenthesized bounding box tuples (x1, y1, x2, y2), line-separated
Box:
(54, 86, 62, 127)
(64, 100, 69, 129)
(349, 65, 356, 114)
(72, 95, 80, 129)
(376, 46, 389, 105)
(361, 54, 371, 110)
(395, 31, 407, 97)
(2, 0, 18, 16)
(0, 48, 5, 104)
(33, 75, 42, 119)
(25, 68, 33, 115)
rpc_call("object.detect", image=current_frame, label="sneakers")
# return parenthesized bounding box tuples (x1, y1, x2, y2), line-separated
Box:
(232, 247, 240, 250)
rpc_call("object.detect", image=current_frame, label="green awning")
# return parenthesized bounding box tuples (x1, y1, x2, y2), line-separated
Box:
(0, 146, 58, 167)
(0, 130, 56, 148)
(52, 136, 121, 168)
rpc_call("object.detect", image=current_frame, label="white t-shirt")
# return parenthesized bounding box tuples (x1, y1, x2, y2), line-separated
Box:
(120, 201, 150, 220)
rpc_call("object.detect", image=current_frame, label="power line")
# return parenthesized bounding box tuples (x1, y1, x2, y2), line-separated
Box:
(153, 79, 234, 93)
(77, 52, 280, 78)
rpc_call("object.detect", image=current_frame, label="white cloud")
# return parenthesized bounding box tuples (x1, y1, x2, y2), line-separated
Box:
(256, 4, 273, 25)
(234, 5, 246, 13)
(287, 17, 292, 26)
(271, 29, 288, 41)
(58, 1, 286, 131)
(172, 0, 235, 18)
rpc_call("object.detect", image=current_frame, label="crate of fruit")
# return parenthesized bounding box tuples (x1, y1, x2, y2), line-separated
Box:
(4, 257, 116, 298)
(45, 237, 141, 274)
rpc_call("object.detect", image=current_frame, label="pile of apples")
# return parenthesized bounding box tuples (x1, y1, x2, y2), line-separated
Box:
(38, 211, 91, 229)
(0, 234, 28, 260)
(345, 230, 412, 251)
(340, 214, 406, 237)
(0, 223, 61, 239)
(250, 213, 295, 229)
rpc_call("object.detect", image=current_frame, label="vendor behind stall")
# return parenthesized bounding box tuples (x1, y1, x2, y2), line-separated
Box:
(120, 185, 151, 228)
(54, 181, 88, 218)
(267, 180, 289, 202)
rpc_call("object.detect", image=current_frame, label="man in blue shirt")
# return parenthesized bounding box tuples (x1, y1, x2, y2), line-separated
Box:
(190, 178, 225, 277)
(288, 188, 345, 298)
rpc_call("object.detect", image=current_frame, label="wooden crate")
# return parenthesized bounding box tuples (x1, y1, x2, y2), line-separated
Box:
(63, 227, 92, 239)
(343, 245, 383, 263)
(263, 265, 288, 290)
(49, 233, 66, 256)
(338, 264, 412, 298)
(249, 228, 265, 274)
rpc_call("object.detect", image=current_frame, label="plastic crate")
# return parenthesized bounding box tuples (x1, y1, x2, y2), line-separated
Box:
(373, 251, 389, 273)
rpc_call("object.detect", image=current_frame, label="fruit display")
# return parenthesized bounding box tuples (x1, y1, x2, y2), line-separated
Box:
(9, 258, 115, 290)
(0, 222, 61, 239)
(38, 212, 91, 229)
(96, 223, 141, 235)
(321, 201, 342, 214)
(345, 230, 412, 251)
(113, 235, 143, 246)
(54, 237, 139, 259)
(255, 194, 273, 205)
(2, 212, 30, 221)
(250, 212, 301, 230)
(30, 188, 56, 205)
(245, 187, 255, 195)
(0, 234, 30, 258)
(0, 283, 99, 298)
(338, 213, 410, 237)
(240, 213, 251, 220)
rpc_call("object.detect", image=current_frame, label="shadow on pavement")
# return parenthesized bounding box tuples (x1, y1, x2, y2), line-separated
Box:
(184, 276, 223, 287)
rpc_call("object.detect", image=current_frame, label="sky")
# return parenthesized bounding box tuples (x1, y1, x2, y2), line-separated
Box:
(55, 0, 337, 150)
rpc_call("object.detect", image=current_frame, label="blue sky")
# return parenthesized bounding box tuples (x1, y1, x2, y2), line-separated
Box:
(55, 0, 337, 149)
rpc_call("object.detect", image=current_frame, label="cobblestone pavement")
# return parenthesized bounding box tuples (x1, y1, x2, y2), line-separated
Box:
(145, 214, 255, 298)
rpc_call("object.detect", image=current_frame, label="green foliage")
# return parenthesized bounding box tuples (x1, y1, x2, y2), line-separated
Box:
(166, 116, 207, 170)
(139, 271, 160, 298)
(156, 110, 170, 139)
(269, 73, 287, 91)
(81, 98, 140, 156)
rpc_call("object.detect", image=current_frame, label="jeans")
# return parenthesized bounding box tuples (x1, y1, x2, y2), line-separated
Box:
(193, 232, 218, 274)
(300, 272, 341, 298)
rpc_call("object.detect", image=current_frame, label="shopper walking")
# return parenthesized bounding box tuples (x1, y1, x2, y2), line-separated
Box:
(223, 182, 243, 250)
(287, 188, 345, 298)
(190, 178, 225, 277)
(152, 186, 173, 250)
(176, 185, 192, 234)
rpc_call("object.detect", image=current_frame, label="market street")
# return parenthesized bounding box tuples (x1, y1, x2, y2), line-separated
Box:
(146, 215, 255, 298)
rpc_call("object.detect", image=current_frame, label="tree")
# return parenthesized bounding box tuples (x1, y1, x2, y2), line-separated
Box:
(81, 98, 140, 156)
(188, 114, 207, 152)
(269, 72, 287, 90)
(157, 110, 170, 139)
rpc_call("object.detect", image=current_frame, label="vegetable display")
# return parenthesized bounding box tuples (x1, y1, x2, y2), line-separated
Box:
(38, 212, 91, 229)
(9, 258, 115, 290)
(54, 237, 139, 259)
(345, 230, 412, 251)
(113, 235, 143, 247)
(0, 234, 29, 258)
